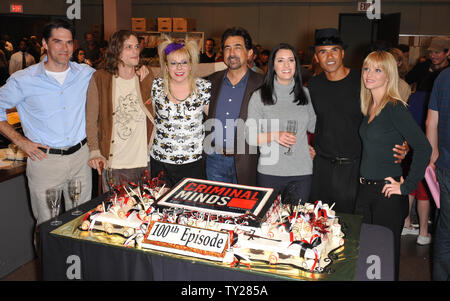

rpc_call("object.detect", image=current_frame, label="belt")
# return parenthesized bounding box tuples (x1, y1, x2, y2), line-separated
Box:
(212, 147, 234, 157)
(318, 153, 358, 165)
(220, 149, 234, 157)
(359, 176, 401, 185)
(39, 138, 87, 156)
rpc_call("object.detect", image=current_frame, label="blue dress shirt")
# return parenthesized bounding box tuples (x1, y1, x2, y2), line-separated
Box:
(213, 70, 249, 149)
(0, 60, 95, 148)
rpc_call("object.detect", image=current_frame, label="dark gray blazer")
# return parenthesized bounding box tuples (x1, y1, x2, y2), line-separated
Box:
(204, 68, 264, 186)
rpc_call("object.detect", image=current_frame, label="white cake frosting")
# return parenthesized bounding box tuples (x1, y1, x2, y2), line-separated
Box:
(80, 179, 345, 273)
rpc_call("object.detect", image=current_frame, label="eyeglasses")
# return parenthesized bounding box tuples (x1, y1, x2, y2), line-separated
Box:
(168, 60, 189, 68)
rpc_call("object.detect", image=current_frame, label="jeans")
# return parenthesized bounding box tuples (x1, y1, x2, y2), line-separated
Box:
(205, 153, 237, 184)
(433, 167, 450, 281)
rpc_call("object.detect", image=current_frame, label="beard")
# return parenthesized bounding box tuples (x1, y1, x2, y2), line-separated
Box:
(226, 55, 243, 70)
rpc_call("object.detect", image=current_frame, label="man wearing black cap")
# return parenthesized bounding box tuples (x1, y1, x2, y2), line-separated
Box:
(308, 28, 406, 214)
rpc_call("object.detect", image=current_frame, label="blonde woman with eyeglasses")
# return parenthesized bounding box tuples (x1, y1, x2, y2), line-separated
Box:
(149, 37, 211, 186)
(355, 51, 431, 280)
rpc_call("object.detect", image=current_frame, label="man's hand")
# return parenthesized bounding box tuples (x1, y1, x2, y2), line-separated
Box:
(88, 157, 107, 175)
(16, 137, 49, 161)
(0, 121, 48, 161)
(309, 145, 316, 160)
(393, 141, 409, 163)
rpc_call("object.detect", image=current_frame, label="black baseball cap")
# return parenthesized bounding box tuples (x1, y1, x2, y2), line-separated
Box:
(311, 28, 347, 51)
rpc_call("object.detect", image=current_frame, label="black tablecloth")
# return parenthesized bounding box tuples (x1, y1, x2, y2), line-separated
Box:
(0, 165, 35, 278)
(40, 195, 394, 281)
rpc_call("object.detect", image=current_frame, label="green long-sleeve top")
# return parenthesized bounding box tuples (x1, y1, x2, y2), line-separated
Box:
(359, 101, 432, 195)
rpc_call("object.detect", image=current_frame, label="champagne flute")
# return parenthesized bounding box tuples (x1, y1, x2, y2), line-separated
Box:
(69, 179, 83, 216)
(47, 188, 62, 226)
(8, 143, 19, 165)
(284, 120, 298, 155)
(106, 168, 115, 190)
(106, 168, 115, 198)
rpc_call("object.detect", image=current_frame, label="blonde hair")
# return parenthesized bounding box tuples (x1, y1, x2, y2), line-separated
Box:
(158, 35, 199, 97)
(360, 51, 407, 116)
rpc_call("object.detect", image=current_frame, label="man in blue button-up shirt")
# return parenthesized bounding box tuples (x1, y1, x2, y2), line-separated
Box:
(0, 19, 94, 226)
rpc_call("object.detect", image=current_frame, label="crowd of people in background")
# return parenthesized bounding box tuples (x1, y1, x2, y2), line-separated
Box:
(0, 30, 437, 90)
(0, 32, 109, 86)
(0, 19, 449, 281)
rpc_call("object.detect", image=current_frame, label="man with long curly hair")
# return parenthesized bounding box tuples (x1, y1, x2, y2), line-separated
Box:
(85, 30, 155, 192)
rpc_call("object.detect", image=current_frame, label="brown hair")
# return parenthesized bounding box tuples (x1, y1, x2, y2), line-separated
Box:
(389, 48, 408, 79)
(104, 30, 141, 75)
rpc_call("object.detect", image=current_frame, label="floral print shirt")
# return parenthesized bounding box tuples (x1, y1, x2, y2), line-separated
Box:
(150, 77, 211, 164)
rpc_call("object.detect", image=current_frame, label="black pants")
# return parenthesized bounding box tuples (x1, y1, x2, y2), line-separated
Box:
(355, 182, 409, 280)
(257, 172, 312, 204)
(150, 158, 205, 187)
(310, 154, 360, 214)
(101, 164, 150, 193)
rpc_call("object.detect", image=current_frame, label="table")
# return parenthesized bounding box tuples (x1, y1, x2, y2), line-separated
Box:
(0, 159, 35, 278)
(40, 195, 394, 281)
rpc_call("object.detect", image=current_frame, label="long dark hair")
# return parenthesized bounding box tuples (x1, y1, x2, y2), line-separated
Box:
(71, 48, 84, 63)
(260, 43, 307, 106)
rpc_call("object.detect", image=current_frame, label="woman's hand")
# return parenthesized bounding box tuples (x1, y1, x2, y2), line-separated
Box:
(136, 65, 150, 81)
(274, 131, 296, 148)
(382, 176, 404, 198)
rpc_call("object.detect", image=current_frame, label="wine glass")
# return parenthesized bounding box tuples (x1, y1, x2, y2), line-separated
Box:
(8, 143, 19, 165)
(47, 188, 62, 226)
(69, 179, 83, 216)
(284, 120, 298, 155)
(106, 168, 115, 197)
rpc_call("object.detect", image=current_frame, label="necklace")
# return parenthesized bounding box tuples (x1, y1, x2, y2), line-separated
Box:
(168, 82, 190, 103)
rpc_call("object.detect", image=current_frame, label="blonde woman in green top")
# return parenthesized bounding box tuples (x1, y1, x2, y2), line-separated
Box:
(356, 51, 431, 280)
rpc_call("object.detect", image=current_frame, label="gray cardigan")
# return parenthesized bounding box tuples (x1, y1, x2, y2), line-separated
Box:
(247, 78, 316, 176)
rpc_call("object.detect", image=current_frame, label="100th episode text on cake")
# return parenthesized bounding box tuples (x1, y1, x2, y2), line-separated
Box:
(143, 221, 230, 260)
